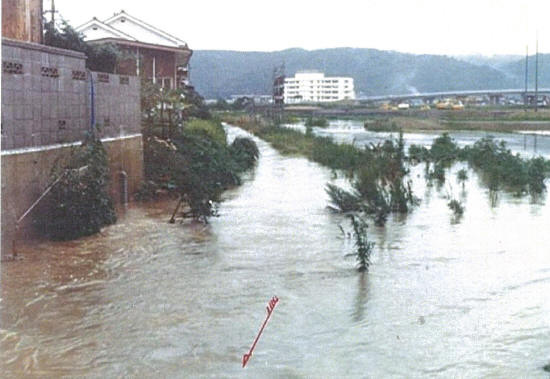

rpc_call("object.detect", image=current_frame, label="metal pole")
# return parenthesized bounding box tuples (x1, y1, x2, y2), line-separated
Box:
(89, 70, 96, 136)
(11, 166, 88, 256)
(535, 32, 539, 113)
(153, 56, 156, 85)
(523, 45, 529, 112)
(51, 0, 56, 25)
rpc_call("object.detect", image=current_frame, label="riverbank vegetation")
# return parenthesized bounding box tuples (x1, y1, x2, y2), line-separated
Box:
(409, 133, 550, 195)
(359, 108, 550, 133)
(223, 113, 418, 270)
(138, 89, 258, 223)
(39, 136, 117, 240)
(347, 214, 374, 272)
(222, 112, 549, 271)
(224, 114, 417, 222)
(305, 117, 329, 127)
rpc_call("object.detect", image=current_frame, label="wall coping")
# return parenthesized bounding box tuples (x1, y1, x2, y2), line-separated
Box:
(1, 133, 142, 156)
(1, 37, 87, 59)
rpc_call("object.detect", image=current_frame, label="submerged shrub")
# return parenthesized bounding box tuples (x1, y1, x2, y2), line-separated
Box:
(412, 133, 550, 196)
(43, 138, 116, 240)
(527, 157, 547, 194)
(230, 137, 259, 171)
(347, 214, 374, 272)
(447, 199, 464, 217)
(430, 133, 459, 163)
(408, 144, 430, 162)
(305, 117, 329, 127)
(172, 132, 241, 222)
(428, 162, 446, 183)
(326, 183, 363, 213)
(457, 168, 468, 183)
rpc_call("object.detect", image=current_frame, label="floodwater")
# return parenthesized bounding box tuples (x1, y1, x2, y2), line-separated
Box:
(1, 122, 550, 377)
(296, 119, 550, 159)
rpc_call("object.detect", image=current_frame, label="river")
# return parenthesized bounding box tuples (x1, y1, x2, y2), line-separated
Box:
(1, 122, 549, 377)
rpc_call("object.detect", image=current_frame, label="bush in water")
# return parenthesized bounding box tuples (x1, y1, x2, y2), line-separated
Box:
(42, 137, 116, 240)
(140, 119, 259, 222)
(457, 168, 468, 183)
(347, 214, 374, 272)
(447, 199, 464, 217)
(230, 137, 260, 171)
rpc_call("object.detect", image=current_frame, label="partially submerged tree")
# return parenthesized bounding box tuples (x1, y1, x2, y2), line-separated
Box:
(40, 136, 116, 240)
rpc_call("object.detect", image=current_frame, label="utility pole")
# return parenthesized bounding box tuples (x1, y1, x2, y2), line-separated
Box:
(51, 0, 56, 25)
(535, 31, 539, 113)
(43, 0, 58, 32)
(523, 45, 529, 112)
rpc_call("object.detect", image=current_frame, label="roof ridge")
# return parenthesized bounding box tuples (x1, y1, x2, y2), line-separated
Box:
(75, 17, 137, 41)
(103, 10, 187, 47)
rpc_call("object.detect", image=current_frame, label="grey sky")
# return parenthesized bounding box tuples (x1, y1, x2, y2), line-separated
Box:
(52, 0, 549, 55)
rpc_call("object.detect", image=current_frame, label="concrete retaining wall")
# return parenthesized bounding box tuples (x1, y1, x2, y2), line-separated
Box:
(1, 39, 144, 257)
(1, 135, 144, 256)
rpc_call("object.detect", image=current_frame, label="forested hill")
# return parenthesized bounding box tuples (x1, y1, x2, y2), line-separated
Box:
(189, 48, 550, 99)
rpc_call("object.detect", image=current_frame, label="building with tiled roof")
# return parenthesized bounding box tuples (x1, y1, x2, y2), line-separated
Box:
(76, 10, 192, 90)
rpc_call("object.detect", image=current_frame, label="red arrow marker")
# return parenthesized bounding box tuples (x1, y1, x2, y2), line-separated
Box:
(242, 296, 279, 368)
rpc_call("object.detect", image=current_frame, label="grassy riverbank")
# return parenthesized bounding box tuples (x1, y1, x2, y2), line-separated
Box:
(362, 109, 550, 133)
(222, 114, 366, 172)
(222, 113, 417, 227)
(279, 107, 550, 133)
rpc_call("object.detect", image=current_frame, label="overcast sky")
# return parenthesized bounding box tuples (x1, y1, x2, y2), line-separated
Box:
(52, 0, 549, 56)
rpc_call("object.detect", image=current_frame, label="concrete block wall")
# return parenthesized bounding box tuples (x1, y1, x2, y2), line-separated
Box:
(92, 72, 141, 139)
(1, 39, 144, 257)
(1, 38, 89, 149)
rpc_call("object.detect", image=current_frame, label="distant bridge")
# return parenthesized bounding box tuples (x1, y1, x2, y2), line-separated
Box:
(360, 89, 550, 103)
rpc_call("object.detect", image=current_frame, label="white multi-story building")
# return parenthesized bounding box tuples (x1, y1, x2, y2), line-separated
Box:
(283, 71, 355, 103)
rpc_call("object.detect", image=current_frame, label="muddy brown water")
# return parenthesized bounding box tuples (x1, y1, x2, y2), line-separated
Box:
(1, 123, 549, 377)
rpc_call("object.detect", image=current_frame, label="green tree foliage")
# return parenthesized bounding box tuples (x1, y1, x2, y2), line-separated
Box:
(230, 137, 260, 170)
(44, 20, 119, 73)
(141, 120, 258, 222)
(41, 137, 116, 240)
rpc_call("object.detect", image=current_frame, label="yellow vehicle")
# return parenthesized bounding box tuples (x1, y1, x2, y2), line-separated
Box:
(436, 99, 464, 110)
(452, 102, 464, 110)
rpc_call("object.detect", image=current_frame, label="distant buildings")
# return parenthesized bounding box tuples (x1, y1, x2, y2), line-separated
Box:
(284, 71, 355, 103)
(76, 10, 192, 90)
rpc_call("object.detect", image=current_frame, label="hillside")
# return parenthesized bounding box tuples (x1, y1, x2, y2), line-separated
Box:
(189, 48, 550, 99)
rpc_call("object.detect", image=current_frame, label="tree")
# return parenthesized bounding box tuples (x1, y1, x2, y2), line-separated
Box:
(44, 19, 119, 73)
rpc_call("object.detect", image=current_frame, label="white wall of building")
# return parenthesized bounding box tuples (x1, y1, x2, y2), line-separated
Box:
(283, 71, 355, 103)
